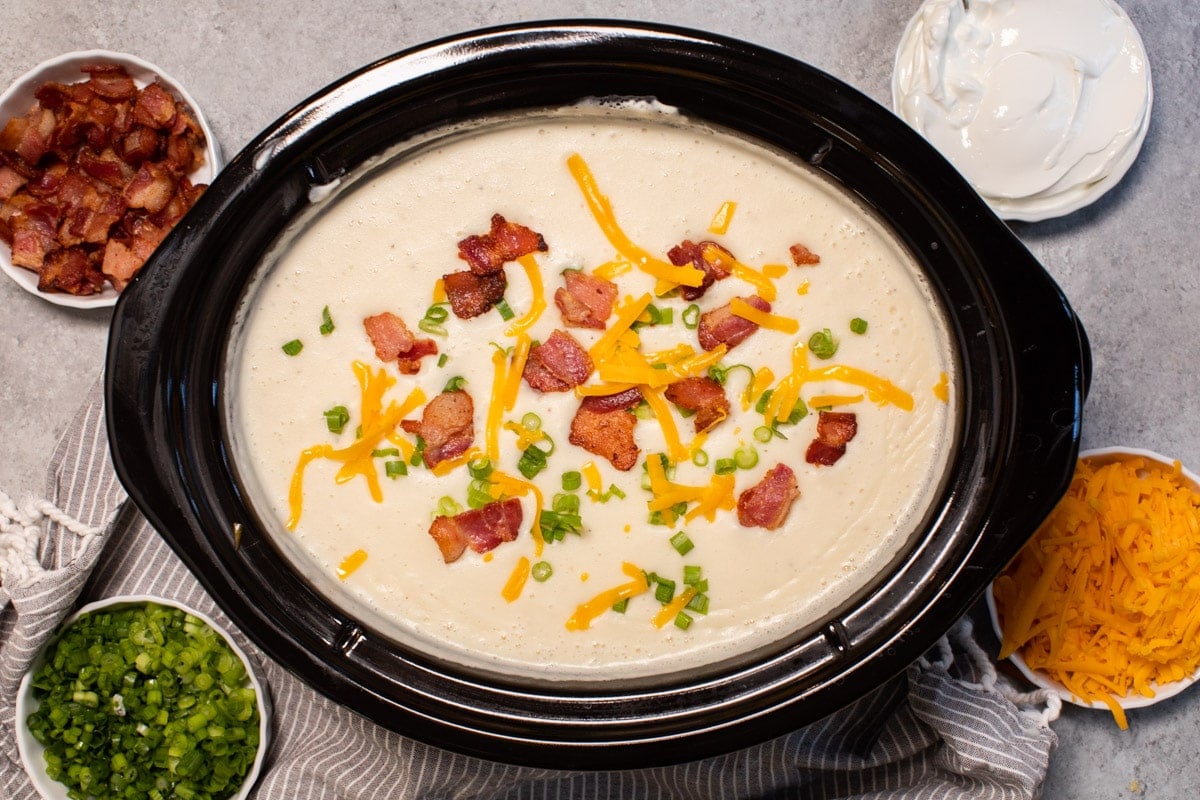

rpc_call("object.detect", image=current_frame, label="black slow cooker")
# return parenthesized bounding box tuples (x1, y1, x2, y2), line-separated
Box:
(105, 21, 1090, 769)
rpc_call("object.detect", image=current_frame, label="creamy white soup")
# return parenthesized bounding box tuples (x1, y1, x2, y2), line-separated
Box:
(229, 107, 957, 680)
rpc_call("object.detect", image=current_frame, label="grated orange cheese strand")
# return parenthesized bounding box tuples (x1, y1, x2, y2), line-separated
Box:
(684, 474, 737, 522)
(807, 364, 914, 412)
(707, 200, 737, 234)
(729, 296, 798, 333)
(653, 588, 698, 629)
(504, 254, 546, 337)
(431, 446, 483, 478)
(287, 445, 333, 530)
(590, 293, 653, 362)
(501, 556, 531, 603)
(565, 562, 649, 631)
(575, 382, 638, 397)
(567, 153, 704, 292)
(808, 393, 864, 408)
(702, 244, 777, 302)
(593, 259, 634, 280)
(485, 347, 508, 462)
(503, 333, 532, 411)
(993, 455, 1200, 730)
(337, 549, 368, 580)
(640, 387, 690, 464)
(432, 277, 447, 304)
(489, 469, 545, 558)
(582, 461, 603, 495)
(933, 372, 950, 403)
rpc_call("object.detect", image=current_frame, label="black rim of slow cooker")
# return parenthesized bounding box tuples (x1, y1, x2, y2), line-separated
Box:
(105, 20, 1089, 768)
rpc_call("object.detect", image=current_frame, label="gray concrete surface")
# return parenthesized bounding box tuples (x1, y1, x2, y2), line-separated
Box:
(2, 2, 1196, 796)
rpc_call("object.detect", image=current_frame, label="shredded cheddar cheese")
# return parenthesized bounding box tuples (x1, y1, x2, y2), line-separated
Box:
(432, 277, 446, 304)
(565, 562, 650, 630)
(707, 200, 737, 234)
(504, 254, 546, 337)
(993, 454, 1200, 729)
(933, 372, 950, 403)
(488, 469, 546, 558)
(567, 154, 704, 293)
(582, 461, 603, 495)
(702, 244, 777, 301)
(808, 393, 864, 409)
(593, 259, 634, 280)
(640, 388, 690, 464)
(502, 556, 531, 603)
(653, 587, 698, 629)
(484, 346, 508, 462)
(337, 549, 368, 580)
(729, 296, 799, 333)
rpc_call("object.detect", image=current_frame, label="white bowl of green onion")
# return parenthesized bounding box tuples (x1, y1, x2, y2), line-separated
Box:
(16, 595, 270, 800)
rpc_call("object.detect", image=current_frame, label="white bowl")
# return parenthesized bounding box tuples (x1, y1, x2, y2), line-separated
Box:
(987, 447, 1200, 713)
(15, 595, 270, 800)
(0, 50, 221, 309)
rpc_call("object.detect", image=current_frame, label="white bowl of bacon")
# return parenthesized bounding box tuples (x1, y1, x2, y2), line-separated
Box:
(0, 50, 221, 308)
(988, 447, 1200, 729)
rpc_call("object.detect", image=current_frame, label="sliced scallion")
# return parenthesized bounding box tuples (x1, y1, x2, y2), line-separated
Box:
(850, 317, 868, 334)
(518, 445, 549, 480)
(495, 297, 516, 321)
(319, 305, 335, 336)
(682, 303, 701, 329)
(691, 449, 709, 467)
(674, 612, 694, 630)
(281, 339, 303, 356)
(561, 471, 582, 491)
(443, 375, 467, 392)
(323, 405, 350, 434)
(531, 561, 553, 582)
(808, 328, 838, 359)
(669, 531, 694, 555)
(385, 460, 407, 478)
(713, 458, 737, 476)
(612, 598, 630, 614)
(437, 496, 464, 517)
(733, 445, 759, 470)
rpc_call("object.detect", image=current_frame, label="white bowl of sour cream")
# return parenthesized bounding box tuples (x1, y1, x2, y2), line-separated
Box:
(892, 0, 1152, 222)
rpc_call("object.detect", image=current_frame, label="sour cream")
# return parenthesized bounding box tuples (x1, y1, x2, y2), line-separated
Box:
(228, 107, 957, 681)
(892, 0, 1151, 221)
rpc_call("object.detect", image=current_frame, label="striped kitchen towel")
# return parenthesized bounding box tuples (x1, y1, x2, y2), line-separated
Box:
(0, 378, 1058, 799)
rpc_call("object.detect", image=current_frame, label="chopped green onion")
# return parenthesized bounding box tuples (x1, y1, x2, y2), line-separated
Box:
(755, 389, 773, 414)
(685, 592, 709, 615)
(319, 305, 335, 336)
(521, 412, 542, 431)
(437, 353, 449, 367)
(654, 578, 677, 604)
(611, 598, 630, 614)
(674, 612, 693, 630)
(281, 339, 303, 356)
(808, 328, 838, 359)
(385, 460, 407, 478)
(561, 471, 582, 491)
(323, 405, 350, 434)
(518, 445, 549, 480)
(669, 531, 694, 555)
(850, 317, 869, 334)
(419, 319, 447, 336)
(788, 398, 808, 424)
(634, 401, 655, 420)
(733, 445, 759, 470)
(419, 303, 450, 336)
(683, 565, 703, 585)
(443, 375, 467, 392)
(410, 437, 426, 467)
(531, 561, 553, 582)
(682, 303, 701, 329)
(468, 456, 493, 480)
(437, 496, 464, 516)
(552, 493, 581, 514)
(539, 509, 583, 541)
(714, 457, 737, 476)
(354, 424, 363, 439)
(691, 449, 709, 467)
(753, 426, 774, 443)
(467, 479, 494, 509)
(690, 578, 710, 594)
(371, 447, 400, 458)
(495, 297, 516, 320)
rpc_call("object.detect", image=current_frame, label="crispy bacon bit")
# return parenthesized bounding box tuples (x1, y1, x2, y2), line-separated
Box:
(397, 339, 439, 375)
(553, 269, 617, 329)
(0, 63, 209, 295)
(664, 376, 731, 434)
(427, 497, 523, 563)
(568, 397, 640, 471)
(578, 387, 642, 414)
(696, 295, 771, 352)
(667, 239, 734, 301)
(789, 243, 821, 266)
(737, 464, 800, 530)
(805, 411, 859, 466)
(442, 269, 507, 319)
(363, 312, 415, 361)
(401, 389, 474, 469)
(522, 329, 593, 392)
(456, 213, 547, 276)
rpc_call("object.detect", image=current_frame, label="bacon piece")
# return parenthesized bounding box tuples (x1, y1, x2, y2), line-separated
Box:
(522, 329, 593, 392)
(8, 202, 59, 269)
(401, 390, 474, 469)
(737, 464, 800, 530)
(789, 243, 821, 266)
(805, 411, 859, 466)
(119, 125, 161, 166)
(569, 398, 640, 471)
(397, 339, 438, 375)
(77, 147, 133, 188)
(457, 213, 547, 275)
(442, 269, 507, 319)
(579, 387, 642, 414)
(83, 64, 138, 102)
(132, 83, 178, 129)
(101, 218, 168, 290)
(664, 376, 730, 434)
(37, 246, 104, 295)
(428, 497, 523, 563)
(696, 295, 770, 352)
(123, 162, 176, 213)
(553, 269, 617, 329)
(0, 166, 26, 201)
(667, 239, 734, 301)
(363, 312, 415, 361)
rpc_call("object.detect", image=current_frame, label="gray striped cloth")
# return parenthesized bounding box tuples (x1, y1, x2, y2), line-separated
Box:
(1, 380, 1057, 799)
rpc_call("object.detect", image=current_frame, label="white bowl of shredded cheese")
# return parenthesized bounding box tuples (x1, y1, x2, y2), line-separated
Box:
(988, 447, 1200, 728)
